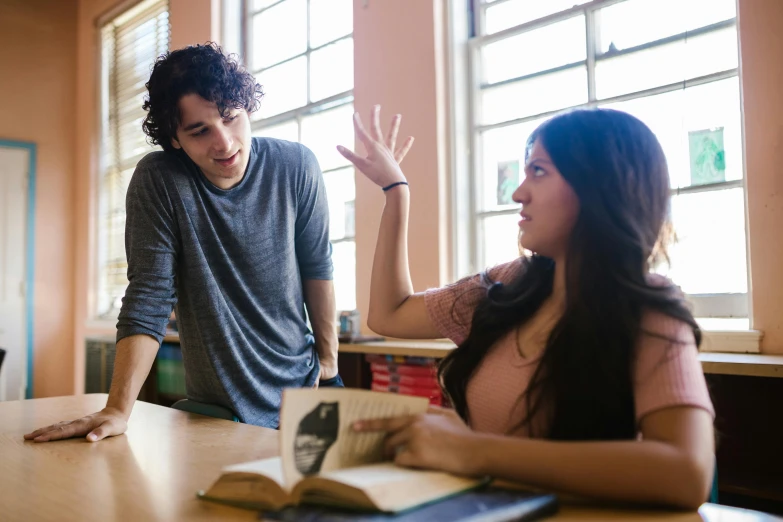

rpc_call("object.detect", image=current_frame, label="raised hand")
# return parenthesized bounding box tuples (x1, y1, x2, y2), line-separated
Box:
(337, 105, 414, 189)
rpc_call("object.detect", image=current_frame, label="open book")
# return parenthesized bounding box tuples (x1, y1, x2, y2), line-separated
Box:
(198, 388, 484, 513)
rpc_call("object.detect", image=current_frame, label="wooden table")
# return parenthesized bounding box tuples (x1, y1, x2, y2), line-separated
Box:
(1, 395, 779, 522)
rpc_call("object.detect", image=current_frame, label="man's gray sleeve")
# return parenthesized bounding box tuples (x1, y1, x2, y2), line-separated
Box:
(116, 164, 179, 343)
(294, 145, 334, 280)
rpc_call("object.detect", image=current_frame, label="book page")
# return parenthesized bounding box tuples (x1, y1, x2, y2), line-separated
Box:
(318, 463, 483, 513)
(222, 456, 287, 489)
(203, 456, 291, 509)
(279, 388, 429, 485)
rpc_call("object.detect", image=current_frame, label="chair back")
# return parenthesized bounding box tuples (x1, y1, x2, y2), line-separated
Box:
(171, 399, 239, 422)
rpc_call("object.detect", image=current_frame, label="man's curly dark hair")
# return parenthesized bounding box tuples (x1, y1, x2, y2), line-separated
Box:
(142, 43, 263, 152)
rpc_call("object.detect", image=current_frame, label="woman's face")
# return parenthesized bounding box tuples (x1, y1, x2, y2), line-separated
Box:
(513, 139, 581, 260)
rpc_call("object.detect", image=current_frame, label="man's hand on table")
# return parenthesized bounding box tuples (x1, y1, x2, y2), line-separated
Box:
(23, 407, 129, 443)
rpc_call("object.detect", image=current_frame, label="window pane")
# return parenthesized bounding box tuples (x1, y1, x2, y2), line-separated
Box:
(595, 27, 738, 99)
(310, 37, 353, 102)
(323, 167, 356, 241)
(99, 0, 168, 318)
(252, 0, 279, 9)
(332, 240, 357, 311)
(698, 317, 750, 330)
(256, 56, 307, 118)
(117, 89, 150, 165)
(310, 0, 352, 48)
(252, 120, 299, 142)
(97, 166, 135, 316)
(485, 0, 590, 35)
(597, 0, 736, 53)
(222, 0, 243, 58)
(661, 188, 747, 295)
(252, 0, 306, 70)
(481, 214, 522, 269)
(482, 15, 585, 84)
(603, 77, 742, 189)
(479, 117, 546, 212)
(481, 66, 587, 125)
(300, 104, 354, 171)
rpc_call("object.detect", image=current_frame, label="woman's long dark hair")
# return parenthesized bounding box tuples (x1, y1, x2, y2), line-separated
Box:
(439, 109, 701, 441)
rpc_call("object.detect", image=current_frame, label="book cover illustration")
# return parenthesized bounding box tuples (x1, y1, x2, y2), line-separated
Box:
(295, 401, 340, 475)
(281, 389, 430, 486)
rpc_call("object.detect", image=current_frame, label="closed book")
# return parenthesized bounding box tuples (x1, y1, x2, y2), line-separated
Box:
(369, 363, 436, 378)
(372, 372, 439, 388)
(260, 486, 558, 521)
(371, 382, 442, 399)
(364, 355, 436, 367)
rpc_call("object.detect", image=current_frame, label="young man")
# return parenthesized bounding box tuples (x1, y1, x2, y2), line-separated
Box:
(25, 44, 340, 441)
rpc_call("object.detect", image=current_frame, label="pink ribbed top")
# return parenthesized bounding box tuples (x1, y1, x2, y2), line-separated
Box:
(424, 259, 714, 436)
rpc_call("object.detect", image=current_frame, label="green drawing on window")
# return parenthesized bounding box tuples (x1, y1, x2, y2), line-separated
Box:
(689, 127, 726, 186)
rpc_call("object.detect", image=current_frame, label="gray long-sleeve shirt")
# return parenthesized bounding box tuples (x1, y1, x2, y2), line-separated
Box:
(116, 138, 333, 428)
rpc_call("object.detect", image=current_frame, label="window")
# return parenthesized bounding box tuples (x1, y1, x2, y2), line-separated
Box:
(97, 0, 170, 318)
(236, 0, 357, 311)
(462, 0, 746, 319)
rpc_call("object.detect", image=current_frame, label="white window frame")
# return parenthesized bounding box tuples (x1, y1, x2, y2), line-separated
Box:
(453, 0, 750, 320)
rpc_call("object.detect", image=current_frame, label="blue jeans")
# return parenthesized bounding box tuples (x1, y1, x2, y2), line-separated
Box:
(319, 374, 344, 387)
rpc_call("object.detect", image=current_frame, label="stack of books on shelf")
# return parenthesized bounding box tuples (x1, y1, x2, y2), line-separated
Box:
(366, 354, 444, 406)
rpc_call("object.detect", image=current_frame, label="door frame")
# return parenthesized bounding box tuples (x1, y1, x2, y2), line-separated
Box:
(0, 139, 36, 399)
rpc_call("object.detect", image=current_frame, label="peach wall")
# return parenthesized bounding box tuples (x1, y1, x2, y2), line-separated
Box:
(170, 0, 221, 51)
(353, 0, 451, 334)
(0, 0, 78, 397)
(738, 0, 783, 354)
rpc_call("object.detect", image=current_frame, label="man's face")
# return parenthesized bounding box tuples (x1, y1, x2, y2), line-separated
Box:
(171, 94, 252, 190)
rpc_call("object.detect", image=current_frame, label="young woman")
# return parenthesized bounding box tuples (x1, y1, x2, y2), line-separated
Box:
(336, 106, 715, 509)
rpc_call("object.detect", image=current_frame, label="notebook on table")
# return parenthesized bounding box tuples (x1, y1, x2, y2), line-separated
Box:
(258, 486, 558, 522)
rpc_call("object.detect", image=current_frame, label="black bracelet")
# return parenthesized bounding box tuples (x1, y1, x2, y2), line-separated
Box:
(382, 181, 409, 192)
